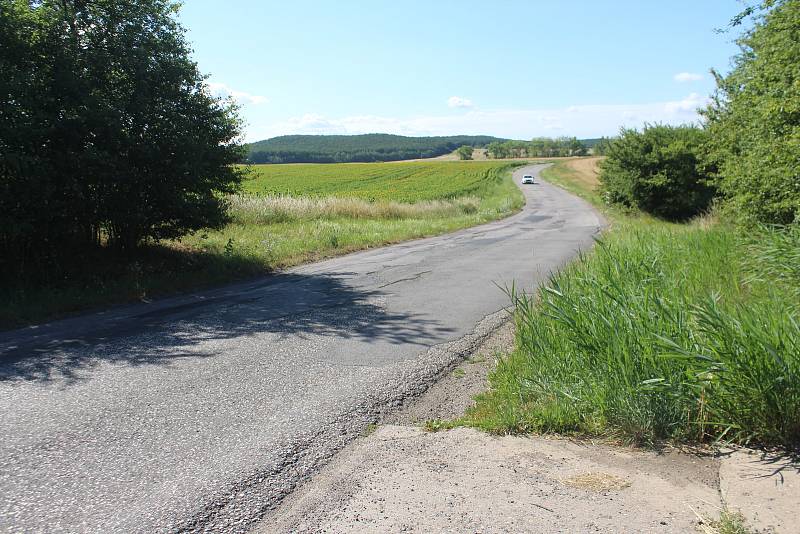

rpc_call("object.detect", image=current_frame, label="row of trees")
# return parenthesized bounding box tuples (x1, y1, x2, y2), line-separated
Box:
(599, 0, 799, 225)
(486, 137, 588, 159)
(1, 0, 243, 277)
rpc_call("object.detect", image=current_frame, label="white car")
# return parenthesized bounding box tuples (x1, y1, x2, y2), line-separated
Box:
(521, 175, 534, 184)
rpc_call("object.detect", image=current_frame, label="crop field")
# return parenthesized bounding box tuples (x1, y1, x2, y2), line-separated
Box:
(242, 161, 522, 202)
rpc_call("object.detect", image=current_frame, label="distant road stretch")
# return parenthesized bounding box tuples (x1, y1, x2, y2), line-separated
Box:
(0, 164, 603, 533)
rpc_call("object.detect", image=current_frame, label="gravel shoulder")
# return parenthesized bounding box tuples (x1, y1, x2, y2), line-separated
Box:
(384, 316, 516, 425)
(263, 425, 721, 534)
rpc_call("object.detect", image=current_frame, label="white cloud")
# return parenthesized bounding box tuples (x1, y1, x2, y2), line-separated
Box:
(674, 72, 704, 82)
(447, 96, 474, 108)
(206, 82, 268, 105)
(248, 94, 710, 141)
(664, 92, 708, 114)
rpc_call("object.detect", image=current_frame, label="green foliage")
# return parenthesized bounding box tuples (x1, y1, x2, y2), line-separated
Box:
(702, 0, 800, 224)
(455, 145, 474, 160)
(486, 137, 588, 158)
(246, 134, 503, 164)
(599, 125, 714, 220)
(466, 221, 800, 447)
(0, 0, 243, 275)
(711, 510, 752, 534)
(242, 161, 521, 202)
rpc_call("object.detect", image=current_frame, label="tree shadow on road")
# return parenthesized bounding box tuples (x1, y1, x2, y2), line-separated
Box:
(0, 271, 456, 384)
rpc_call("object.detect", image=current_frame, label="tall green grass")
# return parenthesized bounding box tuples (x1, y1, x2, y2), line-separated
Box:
(466, 220, 800, 447)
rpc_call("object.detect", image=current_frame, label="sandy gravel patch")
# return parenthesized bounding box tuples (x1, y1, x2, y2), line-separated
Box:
(261, 425, 720, 533)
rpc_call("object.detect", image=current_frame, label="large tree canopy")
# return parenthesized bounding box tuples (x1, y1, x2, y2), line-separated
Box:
(0, 0, 243, 271)
(702, 0, 800, 224)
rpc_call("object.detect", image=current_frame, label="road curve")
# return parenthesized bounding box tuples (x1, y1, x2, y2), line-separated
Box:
(0, 164, 603, 533)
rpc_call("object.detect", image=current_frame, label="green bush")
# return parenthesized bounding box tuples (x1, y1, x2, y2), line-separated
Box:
(599, 125, 715, 220)
(456, 145, 474, 160)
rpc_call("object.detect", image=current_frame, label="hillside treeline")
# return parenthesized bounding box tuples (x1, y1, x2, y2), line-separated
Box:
(246, 134, 503, 163)
(486, 137, 589, 158)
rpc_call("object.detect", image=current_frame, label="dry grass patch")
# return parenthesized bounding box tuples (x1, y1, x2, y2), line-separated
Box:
(561, 156, 602, 188)
(228, 194, 480, 224)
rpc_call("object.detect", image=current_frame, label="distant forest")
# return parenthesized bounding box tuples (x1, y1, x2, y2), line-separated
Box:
(245, 134, 505, 163)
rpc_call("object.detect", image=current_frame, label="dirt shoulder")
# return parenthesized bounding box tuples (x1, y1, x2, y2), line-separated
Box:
(264, 425, 724, 534)
(384, 317, 515, 425)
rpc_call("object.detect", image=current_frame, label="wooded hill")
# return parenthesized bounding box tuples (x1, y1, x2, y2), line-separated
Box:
(245, 134, 505, 163)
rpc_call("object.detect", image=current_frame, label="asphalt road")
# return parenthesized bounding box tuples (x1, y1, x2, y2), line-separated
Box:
(0, 164, 603, 533)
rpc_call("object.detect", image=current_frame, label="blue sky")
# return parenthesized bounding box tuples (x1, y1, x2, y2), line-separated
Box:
(178, 1, 745, 142)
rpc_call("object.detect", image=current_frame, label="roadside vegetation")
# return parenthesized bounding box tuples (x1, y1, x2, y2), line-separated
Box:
(1, 160, 525, 328)
(464, 1, 800, 449)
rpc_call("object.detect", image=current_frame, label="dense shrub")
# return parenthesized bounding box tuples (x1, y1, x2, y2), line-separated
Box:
(702, 0, 800, 224)
(599, 125, 715, 220)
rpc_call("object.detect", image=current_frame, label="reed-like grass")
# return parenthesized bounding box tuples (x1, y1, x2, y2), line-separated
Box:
(227, 193, 480, 225)
(465, 220, 800, 447)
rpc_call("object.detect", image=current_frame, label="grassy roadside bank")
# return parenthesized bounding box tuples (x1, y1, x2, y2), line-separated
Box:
(460, 160, 800, 448)
(1, 161, 527, 329)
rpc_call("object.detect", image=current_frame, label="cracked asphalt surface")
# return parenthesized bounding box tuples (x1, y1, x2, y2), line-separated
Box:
(0, 164, 603, 533)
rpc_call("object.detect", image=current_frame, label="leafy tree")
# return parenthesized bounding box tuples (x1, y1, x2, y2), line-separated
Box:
(486, 141, 509, 159)
(0, 0, 243, 272)
(599, 125, 715, 220)
(702, 0, 800, 224)
(455, 145, 474, 160)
